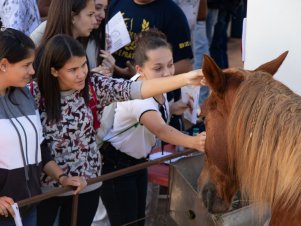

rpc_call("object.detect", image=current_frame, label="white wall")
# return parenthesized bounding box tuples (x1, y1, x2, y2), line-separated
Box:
(244, 0, 301, 95)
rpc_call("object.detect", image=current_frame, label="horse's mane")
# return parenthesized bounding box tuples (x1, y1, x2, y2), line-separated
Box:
(227, 72, 301, 216)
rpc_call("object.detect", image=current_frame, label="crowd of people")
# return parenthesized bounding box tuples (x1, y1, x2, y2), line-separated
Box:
(0, 0, 245, 225)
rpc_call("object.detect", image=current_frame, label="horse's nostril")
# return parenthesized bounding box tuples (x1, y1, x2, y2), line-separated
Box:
(202, 182, 231, 213)
(206, 189, 213, 212)
(188, 209, 196, 219)
(202, 183, 214, 212)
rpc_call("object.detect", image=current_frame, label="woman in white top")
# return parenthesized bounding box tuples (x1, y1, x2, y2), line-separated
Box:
(100, 29, 206, 226)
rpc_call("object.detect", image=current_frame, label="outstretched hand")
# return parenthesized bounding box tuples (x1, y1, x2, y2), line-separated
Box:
(185, 69, 206, 86)
(59, 176, 87, 195)
(0, 196, 15, 218)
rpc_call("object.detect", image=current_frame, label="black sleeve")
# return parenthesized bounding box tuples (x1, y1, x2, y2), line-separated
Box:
(40, 139, 54, 167)
(163, 4, 193, 63)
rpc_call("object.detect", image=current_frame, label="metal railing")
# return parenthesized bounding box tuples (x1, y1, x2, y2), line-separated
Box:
(17, 148, 197, 226)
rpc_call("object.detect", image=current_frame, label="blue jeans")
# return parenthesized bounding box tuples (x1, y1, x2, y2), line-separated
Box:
(199, 86, 210, 106)
(210, 9, 231, 69)
(0, 206, 37, 226)
(193, 21, 210, 105)
(193, 20, 209, 70)
(206, 8, 219, 45)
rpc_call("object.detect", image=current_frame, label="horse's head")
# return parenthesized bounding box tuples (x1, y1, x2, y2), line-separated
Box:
(199, 51, 288, 213)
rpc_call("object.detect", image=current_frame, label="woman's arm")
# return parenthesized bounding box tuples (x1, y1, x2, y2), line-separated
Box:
(41, 140, 86, 194)
(140, 111, 206, 152)
(140, 69, 205, 99)
(43, 161, 87, 195)
(91, 69, 204, 110)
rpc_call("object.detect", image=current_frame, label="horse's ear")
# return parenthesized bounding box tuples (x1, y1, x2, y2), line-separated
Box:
(203, 54, 226, 94)
(254, 51, 288, 76)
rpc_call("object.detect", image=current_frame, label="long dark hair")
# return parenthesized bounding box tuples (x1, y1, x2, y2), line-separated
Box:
(40, 0, 91, 45)
(0, 20, 35, 100)
(36, 34, 89, 121)
(80, 0, 108, 66)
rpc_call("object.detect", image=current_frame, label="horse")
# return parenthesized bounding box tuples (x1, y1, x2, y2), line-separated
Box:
(198, 51, 301, 226)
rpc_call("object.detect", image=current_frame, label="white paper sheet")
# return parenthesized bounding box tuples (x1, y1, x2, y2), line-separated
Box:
(149, 151, 185, 164)
(11, 203, 23, 226)
(105, 11, 131, 54)
(181, 85, 200, 124)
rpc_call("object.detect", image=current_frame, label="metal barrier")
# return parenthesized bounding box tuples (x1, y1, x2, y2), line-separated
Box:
(17, 148, 197, 226)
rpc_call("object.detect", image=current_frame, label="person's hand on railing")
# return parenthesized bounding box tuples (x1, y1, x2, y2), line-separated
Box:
(58, 175, 87, 195)
(0, 196, 15, 218)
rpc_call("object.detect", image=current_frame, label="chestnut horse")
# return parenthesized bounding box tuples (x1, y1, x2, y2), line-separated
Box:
(199, 52, 301, 226)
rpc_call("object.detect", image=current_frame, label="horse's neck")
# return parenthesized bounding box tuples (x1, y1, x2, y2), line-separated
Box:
(269, 206, 301, 226)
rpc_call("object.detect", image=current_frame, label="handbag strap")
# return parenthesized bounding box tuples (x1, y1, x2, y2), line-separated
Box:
(88, 81, 101, 129)
(104, 122, 139, 142)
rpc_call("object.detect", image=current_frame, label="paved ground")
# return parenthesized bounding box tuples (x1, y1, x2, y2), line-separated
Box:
(150, 197, 177, 226)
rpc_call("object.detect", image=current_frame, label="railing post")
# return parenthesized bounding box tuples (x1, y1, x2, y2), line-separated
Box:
(70, 194, 79, 226)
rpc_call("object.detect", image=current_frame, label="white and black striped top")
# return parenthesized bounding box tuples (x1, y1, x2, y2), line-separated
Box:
(0, 87, 51, 204)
